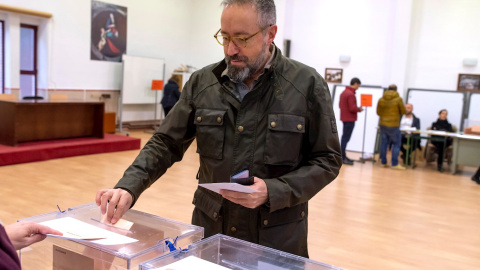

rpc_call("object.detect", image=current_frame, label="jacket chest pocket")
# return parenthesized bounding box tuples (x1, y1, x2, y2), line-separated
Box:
(194, 109, 227, 159)
(264, 114, 305, 165)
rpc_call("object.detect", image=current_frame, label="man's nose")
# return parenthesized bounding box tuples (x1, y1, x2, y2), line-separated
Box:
(226, 41, 240, 55)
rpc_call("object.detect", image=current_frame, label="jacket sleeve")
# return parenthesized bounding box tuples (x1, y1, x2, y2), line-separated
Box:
(377, 99, 383, 116)
(114, 81, 196, 206)
(398, 98, 406, 116)
(413, 116, 421, 130)
(264, 77, 342, 212)
(347, 94, 360, 113)
(448, 123, 453, 132)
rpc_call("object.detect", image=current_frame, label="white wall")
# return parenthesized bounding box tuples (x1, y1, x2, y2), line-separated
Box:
(282, 0, 480, 98)
(1, 0, 479, 101)
(406, 0, 480, 90)
(0, 0, 223, 93)
(286, 0, 405, 91)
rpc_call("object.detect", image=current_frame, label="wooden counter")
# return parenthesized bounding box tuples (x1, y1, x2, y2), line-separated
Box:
(0, 100, 104, 146)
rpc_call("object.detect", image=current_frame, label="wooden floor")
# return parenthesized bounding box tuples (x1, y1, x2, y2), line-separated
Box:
(1, 130, 479, 270)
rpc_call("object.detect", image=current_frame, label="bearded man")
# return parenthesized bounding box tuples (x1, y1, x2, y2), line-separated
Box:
(96, 0, 341, 257)
(400, 103, 421, 165)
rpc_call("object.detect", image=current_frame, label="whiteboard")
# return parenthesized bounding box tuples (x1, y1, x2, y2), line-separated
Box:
(468, 93, 480, 120)
(406, 89, 465, 132)
(122, 55, 165, 104)
(332, 85, 384, 154)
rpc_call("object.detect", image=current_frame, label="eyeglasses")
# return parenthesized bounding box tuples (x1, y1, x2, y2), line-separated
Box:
(214, 25, 271, 48)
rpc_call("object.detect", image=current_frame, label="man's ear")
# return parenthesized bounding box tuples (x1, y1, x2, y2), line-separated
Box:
(267, 24, 277, 45)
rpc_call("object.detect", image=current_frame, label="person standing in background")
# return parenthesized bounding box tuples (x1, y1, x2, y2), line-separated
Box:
(161, 74, 182, 116)
(339, 78, 363, 165)
(377, 84, 406, 170)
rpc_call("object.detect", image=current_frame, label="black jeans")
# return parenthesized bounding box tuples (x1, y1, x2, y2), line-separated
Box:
(341, 121, 355, 159)
(432, 138, 452, 169)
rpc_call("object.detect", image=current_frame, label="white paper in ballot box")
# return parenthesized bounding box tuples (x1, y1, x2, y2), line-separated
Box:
(153, 256, 231, 270)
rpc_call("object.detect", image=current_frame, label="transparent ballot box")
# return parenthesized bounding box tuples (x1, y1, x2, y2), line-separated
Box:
(139, 234, 345, 270)
(19, 203, 204, 270)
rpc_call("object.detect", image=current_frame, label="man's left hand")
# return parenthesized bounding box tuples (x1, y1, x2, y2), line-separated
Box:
(220, 177, 268, 208)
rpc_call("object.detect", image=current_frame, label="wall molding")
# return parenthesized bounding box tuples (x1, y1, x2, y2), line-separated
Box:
(0, 4, 52, 18)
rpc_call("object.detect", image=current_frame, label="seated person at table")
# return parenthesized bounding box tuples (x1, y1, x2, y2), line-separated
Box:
(429, 109, 453, 172)
(400, 103, 421, 165)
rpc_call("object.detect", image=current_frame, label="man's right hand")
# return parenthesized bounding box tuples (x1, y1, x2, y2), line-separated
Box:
(95, 189, 133, 224)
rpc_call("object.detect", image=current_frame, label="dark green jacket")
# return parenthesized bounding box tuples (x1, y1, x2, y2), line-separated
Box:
(115, 46, 342, 257)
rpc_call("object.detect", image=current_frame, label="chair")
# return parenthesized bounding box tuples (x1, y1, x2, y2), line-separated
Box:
(424, 125, 457, 166)
(49, 93, 69, 101)
(401, 134, 423, 166)
(0, 93, 17, 101)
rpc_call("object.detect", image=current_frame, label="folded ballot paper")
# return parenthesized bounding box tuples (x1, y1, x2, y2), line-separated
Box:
(153, 256, 231, 270)
(198, 169, 258, 194)
(40, 217, 138, 245)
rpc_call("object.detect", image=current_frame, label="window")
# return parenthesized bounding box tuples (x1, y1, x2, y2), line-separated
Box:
(20, 24, 38, 98)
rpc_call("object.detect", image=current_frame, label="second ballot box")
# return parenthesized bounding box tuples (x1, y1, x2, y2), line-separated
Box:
(139, 234, 346, 270)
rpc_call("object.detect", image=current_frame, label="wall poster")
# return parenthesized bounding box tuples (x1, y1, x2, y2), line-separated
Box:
(91, 1, 127, 62)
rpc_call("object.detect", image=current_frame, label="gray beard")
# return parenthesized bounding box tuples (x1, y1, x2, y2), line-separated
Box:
(225, 43, 268, 83)
(226, 61, 251, 82)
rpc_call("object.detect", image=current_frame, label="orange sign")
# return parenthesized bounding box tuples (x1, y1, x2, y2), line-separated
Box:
(151, 80, 164, 90)
(360, 94, 372, 107)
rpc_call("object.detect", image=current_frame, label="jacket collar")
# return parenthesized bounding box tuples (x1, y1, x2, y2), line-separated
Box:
(345, 86, 356, 93)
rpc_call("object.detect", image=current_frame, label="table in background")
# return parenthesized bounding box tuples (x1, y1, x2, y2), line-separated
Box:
(450, 134, 480, 174)
(0, 100, 104, 146)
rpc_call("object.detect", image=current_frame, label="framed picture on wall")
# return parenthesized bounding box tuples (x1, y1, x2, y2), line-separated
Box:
(457, 73, 480, 91)
(325, 68, 343, 83)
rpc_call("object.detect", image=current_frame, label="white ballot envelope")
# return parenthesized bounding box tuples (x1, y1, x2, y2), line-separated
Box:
(199, 183, 259, 194)
(40, 217, 138, 245)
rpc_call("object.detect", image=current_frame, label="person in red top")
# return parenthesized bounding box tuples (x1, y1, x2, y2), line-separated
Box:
(339, 78, 363, 165)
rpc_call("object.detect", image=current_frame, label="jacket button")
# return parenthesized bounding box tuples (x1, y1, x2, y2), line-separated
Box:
(196, 116, 202, 122)
(301, 211, 305, 218)
(213, 212, 218, 218)
(238, 126, 244, 132)
(270, 121, 276, 128)
(297, 124, 303, 131)
(231, 227, 237, 232)
(217, 117, 222, 123)
(263, 220, 268, 226)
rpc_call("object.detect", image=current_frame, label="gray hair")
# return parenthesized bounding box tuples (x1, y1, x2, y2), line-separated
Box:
(221, 0, 276, 28)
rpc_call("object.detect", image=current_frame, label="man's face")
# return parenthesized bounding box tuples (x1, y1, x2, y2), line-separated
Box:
(405, 104, 413, 115)
(220, 4, 275, 82)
